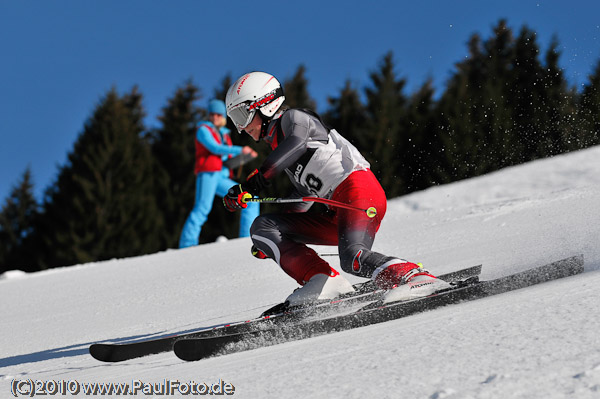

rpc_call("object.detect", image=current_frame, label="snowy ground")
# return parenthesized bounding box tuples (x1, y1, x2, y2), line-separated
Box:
(1, 146, 600, 399)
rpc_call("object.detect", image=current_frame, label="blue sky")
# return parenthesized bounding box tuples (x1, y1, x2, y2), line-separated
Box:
(1, 0, 599, 203)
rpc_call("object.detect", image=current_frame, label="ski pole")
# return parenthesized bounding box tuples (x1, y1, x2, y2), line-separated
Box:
(242, 196, 378, 218)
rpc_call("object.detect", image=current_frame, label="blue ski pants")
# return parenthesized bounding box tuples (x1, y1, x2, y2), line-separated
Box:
(179, 169, 259, 248)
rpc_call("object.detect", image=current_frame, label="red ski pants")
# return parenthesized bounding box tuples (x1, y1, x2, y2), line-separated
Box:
(250, 169, 391, 285)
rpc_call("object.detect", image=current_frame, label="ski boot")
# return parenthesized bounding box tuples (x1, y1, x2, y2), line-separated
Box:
(374, 260, 451, 303)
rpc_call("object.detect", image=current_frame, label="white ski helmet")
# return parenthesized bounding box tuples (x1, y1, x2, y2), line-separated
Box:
(226, 72, 285, 133)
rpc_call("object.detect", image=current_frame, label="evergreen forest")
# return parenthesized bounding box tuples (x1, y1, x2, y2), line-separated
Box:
(2, 20, 600, 273)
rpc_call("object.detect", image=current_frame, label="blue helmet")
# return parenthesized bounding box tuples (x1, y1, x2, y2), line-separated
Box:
(208, 99, 226, 117)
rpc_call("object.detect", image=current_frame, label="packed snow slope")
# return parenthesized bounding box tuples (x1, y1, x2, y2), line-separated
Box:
(2, 146, 600, 399)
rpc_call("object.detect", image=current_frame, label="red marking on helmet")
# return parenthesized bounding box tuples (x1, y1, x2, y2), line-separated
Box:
(262, 76, 275, 87)
(236, 74, 250, 94)
(249, 93, 275, 110)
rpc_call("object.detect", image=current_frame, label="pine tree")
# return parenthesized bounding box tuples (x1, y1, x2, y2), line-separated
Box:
(283, 65, 317, 110)
(436, 33, 486, 182)
(0, 168, 39, 273)
(402, 80, 441, 193)
(509, 30, 574, 162)
(363, 52, 408, 197)
(537, 36, 576, 156)
(578, 60, 600, 147)
(509, 26, 545, 162)
(438, 21, 532, 180)
(477, 20, 518, 171)
(33, 87, 163, 268)
(323, 80, 368, 149)
(148, 80, 202, 248)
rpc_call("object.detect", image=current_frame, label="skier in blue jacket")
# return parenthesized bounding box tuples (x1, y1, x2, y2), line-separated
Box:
(179, 99, 259, 248)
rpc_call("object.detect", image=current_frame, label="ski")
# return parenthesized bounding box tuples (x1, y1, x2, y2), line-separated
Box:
(89, 264, 481, 362)
(260, 263, 482, 316)
(173, 255, 583, 362)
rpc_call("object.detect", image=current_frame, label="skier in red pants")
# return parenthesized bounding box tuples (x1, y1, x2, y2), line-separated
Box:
(222, 71, 449, 305)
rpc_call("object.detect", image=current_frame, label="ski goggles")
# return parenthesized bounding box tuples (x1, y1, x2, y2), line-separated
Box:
(228, 87, 284, 133)
(228, 103, 256, 133)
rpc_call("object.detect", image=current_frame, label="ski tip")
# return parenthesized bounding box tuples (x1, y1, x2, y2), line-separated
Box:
(89, 343, 117, 362)
(173, 339, 204, 362)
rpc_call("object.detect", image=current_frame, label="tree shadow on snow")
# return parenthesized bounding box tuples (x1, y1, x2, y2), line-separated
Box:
(0, 323, 228, 368)
(0, 332, 155, 368)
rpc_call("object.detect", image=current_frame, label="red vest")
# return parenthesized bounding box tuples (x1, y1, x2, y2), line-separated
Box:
(194, 124, 233, 174)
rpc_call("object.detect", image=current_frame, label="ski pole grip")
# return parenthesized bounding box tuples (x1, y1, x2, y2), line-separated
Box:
(241, 193, 253, 204)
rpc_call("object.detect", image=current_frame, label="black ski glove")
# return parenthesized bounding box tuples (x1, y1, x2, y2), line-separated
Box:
(223, 169, 270, 212)
(243, 169, 270, 194)
(223, 184, 251, 212)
